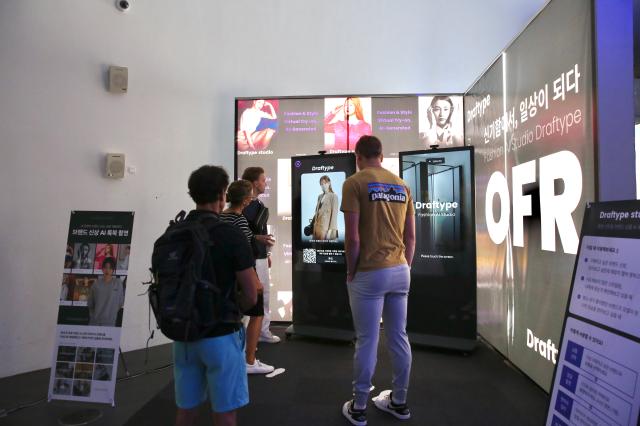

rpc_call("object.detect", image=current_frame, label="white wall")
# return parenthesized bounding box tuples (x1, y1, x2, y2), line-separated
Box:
(0, 0, 545, 378)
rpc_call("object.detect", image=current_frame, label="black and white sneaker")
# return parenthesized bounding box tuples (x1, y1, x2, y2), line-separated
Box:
(372, 390, 411, 420)
(342, 400, 367, 426)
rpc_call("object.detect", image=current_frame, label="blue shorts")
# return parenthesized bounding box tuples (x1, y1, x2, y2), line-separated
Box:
(173, 328, 248, 412)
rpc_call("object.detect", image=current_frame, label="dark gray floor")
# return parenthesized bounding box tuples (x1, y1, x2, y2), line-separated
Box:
(0, 325, 549, 425)
(0, 342, 174, 425)
(127, 327, 549, 426)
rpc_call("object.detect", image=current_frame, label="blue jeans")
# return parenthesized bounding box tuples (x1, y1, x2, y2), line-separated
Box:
(348, 264, 412, 407)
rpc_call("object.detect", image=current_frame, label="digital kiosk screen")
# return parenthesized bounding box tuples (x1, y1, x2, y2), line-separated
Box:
(292, 154, 356, 269)
(400, 147, 477, 347)
(290, 153, 356, 331)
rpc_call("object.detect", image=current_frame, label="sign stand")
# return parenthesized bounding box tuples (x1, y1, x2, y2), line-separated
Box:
(546, 201, 640, 426)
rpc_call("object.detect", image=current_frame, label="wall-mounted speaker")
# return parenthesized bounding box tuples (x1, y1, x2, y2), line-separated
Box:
(106, 153, 126, 179)
(108, 66, 128, 93)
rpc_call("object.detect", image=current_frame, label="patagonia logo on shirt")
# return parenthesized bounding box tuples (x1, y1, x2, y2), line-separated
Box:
(368, 182, 407, 203)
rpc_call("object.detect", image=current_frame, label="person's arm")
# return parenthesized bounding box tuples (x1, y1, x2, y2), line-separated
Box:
(119, 280, 125, 308)
(87, 283, 95, 318)
(344, 211, 360, 282)
(237, 216, 254, 243)
(263, 101, 277, 119)
(239, 110, 256, 149)
(236, 267, 259, 312)
(228, 225, 260, 309)
(423, 107, 439, 144)
(254, 234, 274, 247)
(330, 194, 339, 230)
(403, 210, 416, 267)
(324, 104, 343, 128)
(341, 179, 360, 280)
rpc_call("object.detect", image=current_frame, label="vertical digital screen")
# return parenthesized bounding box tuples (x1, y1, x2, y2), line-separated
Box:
(235, 94, 463, 322)
(290, 153, 356, 330)
(292, 154, 355, 268)
(400, 147, 476, 344)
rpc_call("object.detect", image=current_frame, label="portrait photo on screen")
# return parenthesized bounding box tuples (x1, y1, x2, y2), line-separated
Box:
(64, 243, 74, 270)
(237, 99, 279, 152)
(71, 275, 96, 303)
(324, 97, 372, 152)
(60, 274, 73, 303)
(116, 244, 130, 272)
(418, 95, 464, 147)
(300, 171, 346, 243)
(94, 243, 118, 271)
(72, 243, 95, 272)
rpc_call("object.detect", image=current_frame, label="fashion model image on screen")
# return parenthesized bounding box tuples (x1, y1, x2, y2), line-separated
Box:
(237, 99, 278, 151)
(94, 243, 118, 271)
(300, 171, 346, 244)
(419, 95, 463, 147)
(72, 242, 94, 270)
(311, 175, 339, 240)
(87, 257, 124, 327)
(324, 97, 372, 151)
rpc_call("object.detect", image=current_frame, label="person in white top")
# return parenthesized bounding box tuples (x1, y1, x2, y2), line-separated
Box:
(312, 175, 339, 240)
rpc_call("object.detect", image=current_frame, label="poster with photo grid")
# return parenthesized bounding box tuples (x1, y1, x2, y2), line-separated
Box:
(49, 211, 134, 405)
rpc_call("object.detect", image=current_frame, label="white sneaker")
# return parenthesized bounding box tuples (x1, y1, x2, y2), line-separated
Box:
(246, 359, 275, 375)
(258, 332, 281, 343)
(372, 390, 410, 420)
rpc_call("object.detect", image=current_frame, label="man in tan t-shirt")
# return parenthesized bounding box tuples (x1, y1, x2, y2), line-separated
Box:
(340, 135, 416, 426)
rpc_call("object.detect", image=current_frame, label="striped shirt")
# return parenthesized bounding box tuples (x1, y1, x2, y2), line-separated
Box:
(219, 212, 253, 243)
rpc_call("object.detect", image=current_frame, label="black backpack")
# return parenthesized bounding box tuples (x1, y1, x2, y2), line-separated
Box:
(149, 210, 225, 341)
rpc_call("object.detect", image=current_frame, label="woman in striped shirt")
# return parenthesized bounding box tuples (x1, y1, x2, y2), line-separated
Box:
(220, 180, 275, 375)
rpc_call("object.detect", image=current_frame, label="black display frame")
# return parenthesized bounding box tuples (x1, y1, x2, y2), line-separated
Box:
(399, 146, 477, 351)
(286, 152, 357, 341)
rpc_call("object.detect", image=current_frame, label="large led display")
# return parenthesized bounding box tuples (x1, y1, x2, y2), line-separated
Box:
(465, 0, 595, 390)
(235, 94, 464, 322)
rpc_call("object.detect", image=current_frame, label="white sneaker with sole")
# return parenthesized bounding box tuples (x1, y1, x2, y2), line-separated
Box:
(342, 400, 367, 426)
(246, 359, 275, 375)
(258, 332, 281, 343)
(372, 390, 411, 420)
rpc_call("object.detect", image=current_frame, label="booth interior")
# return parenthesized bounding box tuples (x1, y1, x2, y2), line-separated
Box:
(1, 0, 639, 425)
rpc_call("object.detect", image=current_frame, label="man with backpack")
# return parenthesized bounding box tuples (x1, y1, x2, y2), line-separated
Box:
(156, 165, 259, 426)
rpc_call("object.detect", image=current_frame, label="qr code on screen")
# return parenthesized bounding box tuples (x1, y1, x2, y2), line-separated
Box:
(303, 248, 316, 264)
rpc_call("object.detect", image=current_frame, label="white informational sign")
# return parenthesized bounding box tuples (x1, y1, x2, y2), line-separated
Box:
(569, 236, 640, 338)
(48, 211, 134, 405)
(546, 201, 640, 426)
(48, 326, 121, 404)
